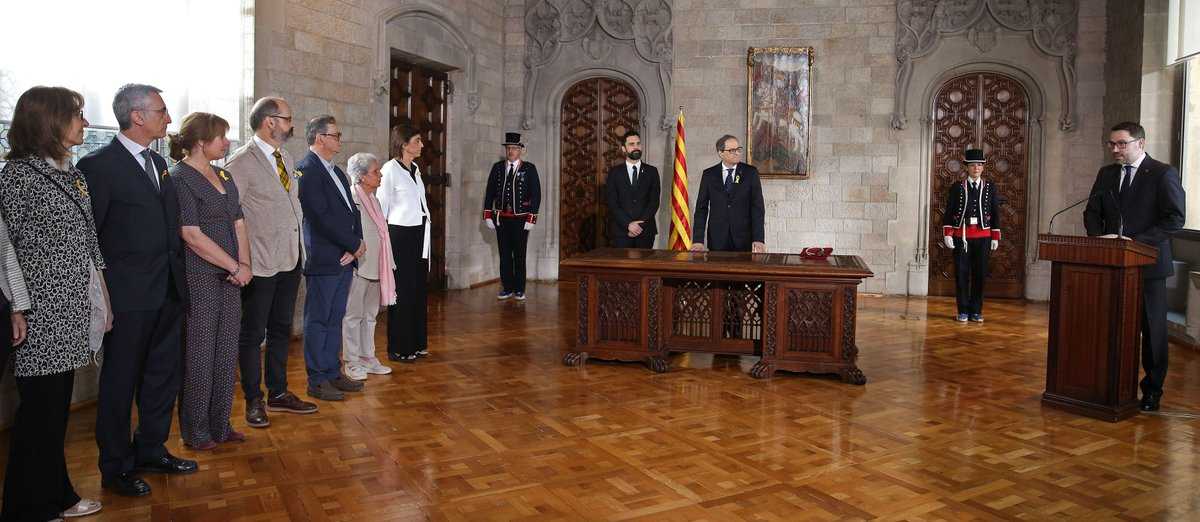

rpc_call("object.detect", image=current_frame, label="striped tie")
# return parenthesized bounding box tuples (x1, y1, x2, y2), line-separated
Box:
(273, 149, 290, 192)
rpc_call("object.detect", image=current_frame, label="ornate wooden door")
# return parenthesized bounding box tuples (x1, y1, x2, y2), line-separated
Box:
(559, 77, 640, 260)
(929, 72, 1028, 298)
(390, 56, 448, 290)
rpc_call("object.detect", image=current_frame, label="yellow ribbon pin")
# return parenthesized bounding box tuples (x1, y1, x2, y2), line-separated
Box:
(74, 179, 88, 197)
(218, 169, 230, 181)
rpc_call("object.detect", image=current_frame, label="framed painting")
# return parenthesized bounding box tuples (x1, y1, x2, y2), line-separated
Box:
(746, 47, 814, 179)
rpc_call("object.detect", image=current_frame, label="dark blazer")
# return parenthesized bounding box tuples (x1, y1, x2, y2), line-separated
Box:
(296, 151, 362, 275)
(482, 160, 541, 224)
(77, 138, 186, 312)
(606, 162, 660, 243)
(692, 162, 765, 252)
(1084, 154, 1185, 279)
(940, 178, 1001, 240)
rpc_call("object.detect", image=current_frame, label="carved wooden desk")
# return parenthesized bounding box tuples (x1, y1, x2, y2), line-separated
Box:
(559, 249, 874, 382)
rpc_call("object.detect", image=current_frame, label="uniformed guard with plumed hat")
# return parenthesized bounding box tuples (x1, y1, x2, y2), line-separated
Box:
(941, 148, 1000, 322)
(482, 132, 541, 301)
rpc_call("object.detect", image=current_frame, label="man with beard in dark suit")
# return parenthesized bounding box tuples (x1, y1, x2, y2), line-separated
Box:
(690, 134, 766, 253)
(606, 130, 660, 248)
(1084, 121, 1185, 412)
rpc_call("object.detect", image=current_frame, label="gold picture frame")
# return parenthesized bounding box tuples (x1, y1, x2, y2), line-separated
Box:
(746, 47, 814, 179)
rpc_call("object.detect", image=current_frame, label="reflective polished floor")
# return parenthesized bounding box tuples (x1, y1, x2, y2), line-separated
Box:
(3, 283, 1199, 520)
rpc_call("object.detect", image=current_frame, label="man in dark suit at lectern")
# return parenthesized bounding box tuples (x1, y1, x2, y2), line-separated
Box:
(690, 134, 766, 253)
(1083, 121, 1185, 412)
(606, 130, 660, 248)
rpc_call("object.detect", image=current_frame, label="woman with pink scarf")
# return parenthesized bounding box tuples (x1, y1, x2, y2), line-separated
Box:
(340, 152, 396, 380)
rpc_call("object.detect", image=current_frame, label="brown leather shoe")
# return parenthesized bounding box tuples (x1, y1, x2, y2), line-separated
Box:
(266, 391, 319, 414)
(245, 398, 269, 428)
(330, 374, 364, 392)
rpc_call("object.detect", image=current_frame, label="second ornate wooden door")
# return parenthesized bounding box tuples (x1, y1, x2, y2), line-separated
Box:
(559, 77, 641, 260)
(928, 72, 1029, 298)
(390, 56, 448, 290)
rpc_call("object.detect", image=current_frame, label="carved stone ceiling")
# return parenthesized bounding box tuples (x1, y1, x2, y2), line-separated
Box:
(893, 0, 1079, 131)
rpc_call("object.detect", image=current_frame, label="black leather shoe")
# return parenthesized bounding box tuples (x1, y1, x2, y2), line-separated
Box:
(388, 352, 418, 363)
(246, 398, 270, 428)
(102, 472, 151, 497)
(135, 453, 198, 475)
(1140, 393, 1162, 412)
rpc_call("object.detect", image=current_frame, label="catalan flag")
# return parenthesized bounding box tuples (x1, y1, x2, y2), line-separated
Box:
(669, 108, 692, 250)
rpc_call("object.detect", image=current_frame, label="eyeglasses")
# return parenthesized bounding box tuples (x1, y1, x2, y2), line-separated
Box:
(320, 132, 342, 141)
(136, 106, 169, 116)
(721, 147, 744, 153)
(1104, 139, 1140, 149)
(267, 114, 293, 123)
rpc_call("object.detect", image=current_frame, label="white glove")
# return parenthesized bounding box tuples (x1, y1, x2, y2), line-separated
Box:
(523, 222, 534, 231)
(943, 236, 954, 249)
(990, 239, 998, 251)
(484, 218, 495, 230)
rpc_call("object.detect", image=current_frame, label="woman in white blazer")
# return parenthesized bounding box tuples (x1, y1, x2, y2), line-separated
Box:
(375, 125, 430, 363)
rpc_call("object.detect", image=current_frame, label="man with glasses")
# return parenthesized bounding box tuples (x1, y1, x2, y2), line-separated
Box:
(691, 134, 766, 253)
(295, 115, 364, 399)
(225, 97, 318, 426)
(78, 83, 197, 498)
(1084, 121, 1185, 412)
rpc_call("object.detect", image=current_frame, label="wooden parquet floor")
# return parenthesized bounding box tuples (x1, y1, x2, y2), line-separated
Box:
(3, 283, 1199, 521)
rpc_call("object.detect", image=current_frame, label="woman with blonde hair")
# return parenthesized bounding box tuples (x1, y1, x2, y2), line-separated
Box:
(0, 85, 106, 520)
(169, 112, 252, 450)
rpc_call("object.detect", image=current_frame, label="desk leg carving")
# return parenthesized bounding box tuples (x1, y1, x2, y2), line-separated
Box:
(839, 365, 866, 385)
(563, 351, 589, 367)
(646, 356, 669, 373)
(750, 361, 774, 379)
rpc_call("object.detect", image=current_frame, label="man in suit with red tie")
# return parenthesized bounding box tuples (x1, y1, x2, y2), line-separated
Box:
(690, 134, 766, 253)
(1084, 121, 1185, 412)
(606, 130, 660, 248)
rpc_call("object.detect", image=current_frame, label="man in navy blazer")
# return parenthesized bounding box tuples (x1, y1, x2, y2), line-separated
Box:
(296, 115, 364, 401)
(691, 134, 766, 253)
(606, 130, 660, 248)
(77, 84, 196, 498)
(1084, 121, 1185, 412)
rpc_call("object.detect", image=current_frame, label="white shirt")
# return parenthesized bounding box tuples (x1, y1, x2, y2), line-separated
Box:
(626, 160, 642, 185)
(116, 132, 152, 167)
(378, 159, 431, 259)
(253, 134, 280, 162)
(721, 162, 737, 184)
(1121, 152, 1147, 187)
(318, 154, 351, 209)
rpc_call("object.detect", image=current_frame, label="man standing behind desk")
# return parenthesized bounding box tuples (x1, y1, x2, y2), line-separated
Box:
(79, 83, 197, 497)
(606, 130, 660, 248)
(1083, 121, 1185, 412)
(691, 134, 766, 253)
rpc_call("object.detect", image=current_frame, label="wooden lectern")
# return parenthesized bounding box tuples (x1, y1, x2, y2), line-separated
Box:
(1037, 234, 1157, 421)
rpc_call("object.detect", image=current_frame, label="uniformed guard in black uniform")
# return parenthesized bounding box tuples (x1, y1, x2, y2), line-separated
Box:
(941, 148, 1000, 322)
(482, 132, 541, 301)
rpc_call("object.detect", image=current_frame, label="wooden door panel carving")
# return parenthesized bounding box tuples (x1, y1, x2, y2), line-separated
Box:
(929, 72, 1028, 299)
(390, 57, 448, 290)
(559, 78, 640, 260)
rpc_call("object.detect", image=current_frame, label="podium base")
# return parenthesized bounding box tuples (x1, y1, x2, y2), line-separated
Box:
(1042, 392, 1140, 422)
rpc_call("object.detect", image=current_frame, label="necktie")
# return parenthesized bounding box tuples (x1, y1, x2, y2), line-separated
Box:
(631, 165, 639, 187)
(724, 168, 734, 193)
(1120, 165, 1133, 194)
(273, 149, 290, 192)
(140, 149, 160, 191)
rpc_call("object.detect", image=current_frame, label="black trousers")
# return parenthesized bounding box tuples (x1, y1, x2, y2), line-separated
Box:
(611, 231, 655, 248)
(96, 296, 184, 480)
(952, 237, 990, 315)
(1140, 278, 1169, 398)
(2, 370, 80, 522)
(496, 217, 529, 294)
(388, 224, 427, 357)
(0, 292, 10, 377)
(237, 263, 302, 403)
